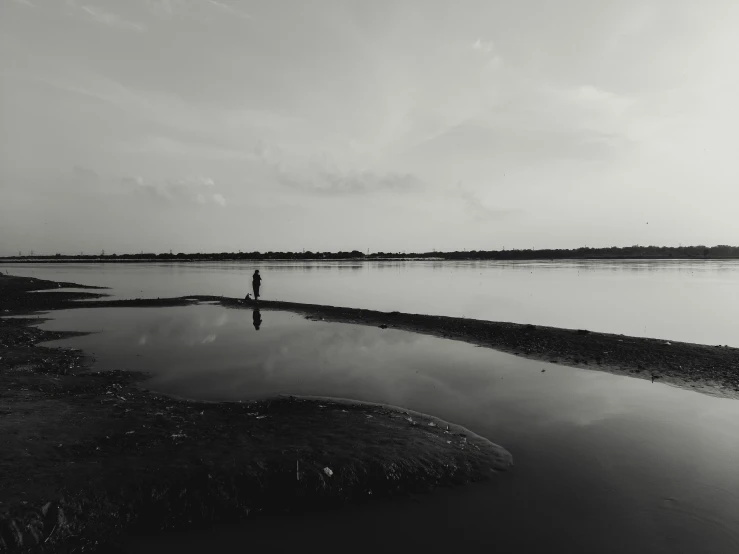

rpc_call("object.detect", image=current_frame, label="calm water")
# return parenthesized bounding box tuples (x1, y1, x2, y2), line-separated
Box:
(4, 259, 739, 346)
(37, 304, 739, 553)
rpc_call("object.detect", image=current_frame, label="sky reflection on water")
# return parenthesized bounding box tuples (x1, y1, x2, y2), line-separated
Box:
(6, 259, 739, 346)
(37, 304, 739, 553)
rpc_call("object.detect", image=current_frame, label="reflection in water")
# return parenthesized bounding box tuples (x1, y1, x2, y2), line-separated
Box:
(5, 260, 739, 345)
(252, 308, 262, 330)
(37, 304, 739, 553)
(4, 259, 739, 346)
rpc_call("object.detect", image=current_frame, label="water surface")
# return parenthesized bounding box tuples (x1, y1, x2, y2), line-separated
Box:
(37, 304, 739, 553)
(5, 259, 738, 346)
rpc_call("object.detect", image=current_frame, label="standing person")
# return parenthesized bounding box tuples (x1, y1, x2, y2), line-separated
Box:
(252, 270, 262, 301)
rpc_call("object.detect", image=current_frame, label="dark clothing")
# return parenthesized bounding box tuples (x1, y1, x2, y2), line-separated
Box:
(252, 274, 262, 299)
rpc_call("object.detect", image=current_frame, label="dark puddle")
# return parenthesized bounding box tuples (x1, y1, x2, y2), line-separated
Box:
(37, 305, 739, 553)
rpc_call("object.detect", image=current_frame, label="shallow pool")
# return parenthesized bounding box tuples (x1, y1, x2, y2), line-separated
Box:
(37, 305, 739, 553)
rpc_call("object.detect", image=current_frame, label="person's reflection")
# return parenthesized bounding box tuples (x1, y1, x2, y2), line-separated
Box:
(252, 308, 262, 331)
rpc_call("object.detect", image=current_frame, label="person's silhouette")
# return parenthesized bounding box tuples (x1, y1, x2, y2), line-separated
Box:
(252, 270, 262, 301)
(252, 308, 262, 330)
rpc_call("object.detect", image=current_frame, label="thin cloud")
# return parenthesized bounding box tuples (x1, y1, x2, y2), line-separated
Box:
(257, 144, 422, 196)
(67, 1, 145, 32)
(275, 164, 422, 196)
(207, 0, 250, 19)
(145, 0, 250, 20)
(472, 38, 496, 55)
(455, 183, 520, 222)
(11, 0, 37, 8)
(73, 164, 101, 181)
(145, 0, 176, 15)
(118, 136, 250, 161)
(472, 38, 501, 67)
(115, 172, 226, 207)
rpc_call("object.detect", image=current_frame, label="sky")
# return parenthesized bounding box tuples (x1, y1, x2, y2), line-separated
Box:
(1, 0, 738, 255)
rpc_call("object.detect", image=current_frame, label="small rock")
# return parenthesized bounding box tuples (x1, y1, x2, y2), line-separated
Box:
(541, 369, 546, 372)
(323, 467, 333, 477)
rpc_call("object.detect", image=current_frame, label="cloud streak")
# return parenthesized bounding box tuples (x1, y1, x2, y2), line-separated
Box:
(65, 166, 227, 207)
(67, 1, 145, 32)
(207, 0, 250, 19)
(143, 0, 250, 20)
(257, 145, 422, 196)
(121, 174, 227, 206)
(11, 0, 37, 8)
(455, 183, 520, 222)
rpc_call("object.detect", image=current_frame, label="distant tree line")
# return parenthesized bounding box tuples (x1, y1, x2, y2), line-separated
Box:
(3, 245, 739, 262)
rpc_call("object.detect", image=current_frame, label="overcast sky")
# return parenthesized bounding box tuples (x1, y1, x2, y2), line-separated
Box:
(1, 0, 738, 255)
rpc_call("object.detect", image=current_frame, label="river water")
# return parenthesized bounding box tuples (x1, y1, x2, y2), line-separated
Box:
(36, 304, 739, 553)
(3, 259, 739, 346)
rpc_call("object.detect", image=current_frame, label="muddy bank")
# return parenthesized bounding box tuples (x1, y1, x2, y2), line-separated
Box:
(174, 296, 739, 399)
(0, 275, 511, 553)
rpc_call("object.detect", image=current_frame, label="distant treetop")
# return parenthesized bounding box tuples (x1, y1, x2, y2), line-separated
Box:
(3, 245, 739, 261)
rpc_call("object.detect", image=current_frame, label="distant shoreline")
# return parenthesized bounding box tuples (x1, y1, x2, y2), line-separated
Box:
(2, 245, 739, 263)
(3, 256, 739, 264)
